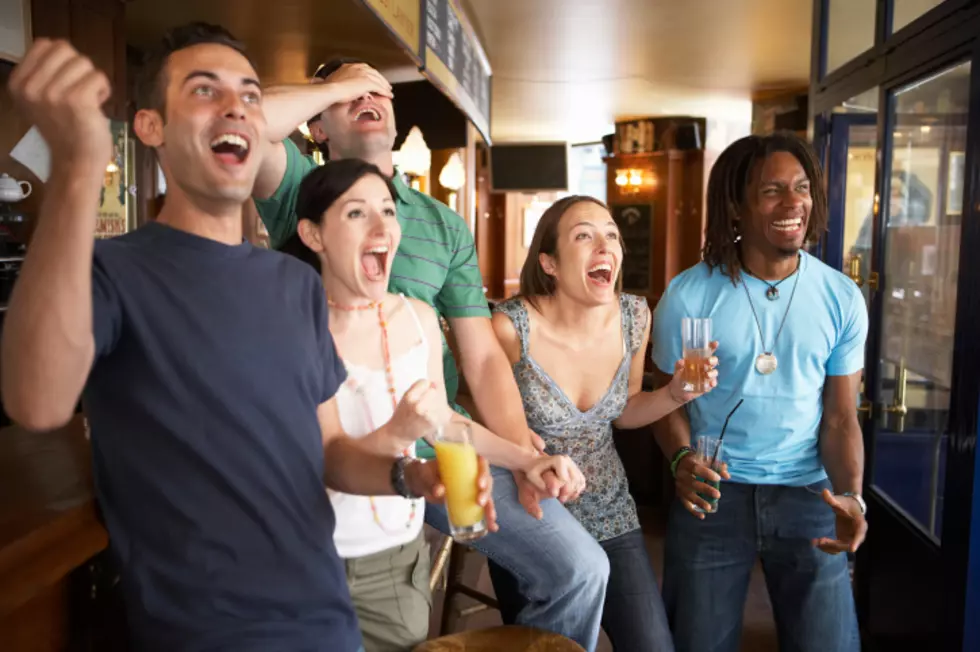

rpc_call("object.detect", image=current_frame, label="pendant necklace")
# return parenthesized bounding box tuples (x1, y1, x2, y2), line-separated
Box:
(746, 255, 801, 301)
(740, 262, 801, 375)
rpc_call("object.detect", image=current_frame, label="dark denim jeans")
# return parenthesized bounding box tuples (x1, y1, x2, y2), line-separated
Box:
(663, 479, 860, 652)
(489, 528, 674, 651)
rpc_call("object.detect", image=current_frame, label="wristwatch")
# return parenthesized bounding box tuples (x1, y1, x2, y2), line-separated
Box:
(391, 457, 422, 499)
(839, 492, 867, 515)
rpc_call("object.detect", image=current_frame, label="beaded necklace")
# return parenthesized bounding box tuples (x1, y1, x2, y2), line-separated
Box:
(329, 297, 418, 533)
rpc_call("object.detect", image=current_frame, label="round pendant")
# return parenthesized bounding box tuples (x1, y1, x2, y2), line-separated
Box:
(755, 353, 778, 375)
(766, 286, 779, 301)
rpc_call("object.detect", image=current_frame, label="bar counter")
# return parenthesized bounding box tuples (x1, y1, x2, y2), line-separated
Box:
(0, 415, 110, 650)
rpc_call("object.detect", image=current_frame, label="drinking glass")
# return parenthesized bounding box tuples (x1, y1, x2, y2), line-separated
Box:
(693, 434, 723, 514)
(681, 318, 712, 393)
(433, 422, 487, 542)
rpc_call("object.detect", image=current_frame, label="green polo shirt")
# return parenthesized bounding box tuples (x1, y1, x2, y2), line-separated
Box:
(255, 138, 491, 419)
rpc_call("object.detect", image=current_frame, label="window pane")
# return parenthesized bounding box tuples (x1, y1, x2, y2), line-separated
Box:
(826, 0, 876, 75)
(872, 60, 971, 542)
(892, 0, 946, 34)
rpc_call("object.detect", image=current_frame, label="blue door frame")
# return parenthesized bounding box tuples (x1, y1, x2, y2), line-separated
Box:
(821, 113, 877, 269)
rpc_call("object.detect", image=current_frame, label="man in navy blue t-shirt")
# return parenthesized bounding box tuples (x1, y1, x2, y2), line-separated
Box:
(2, 24, 490, 652)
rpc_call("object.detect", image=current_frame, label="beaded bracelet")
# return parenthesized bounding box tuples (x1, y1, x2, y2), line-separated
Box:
(670, 446, 694, 478)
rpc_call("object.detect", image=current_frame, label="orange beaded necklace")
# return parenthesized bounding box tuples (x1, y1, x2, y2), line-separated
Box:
(328, 297, 417, 533)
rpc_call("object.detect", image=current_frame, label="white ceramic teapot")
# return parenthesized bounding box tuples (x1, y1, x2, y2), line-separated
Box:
(0, 174, 32, 203)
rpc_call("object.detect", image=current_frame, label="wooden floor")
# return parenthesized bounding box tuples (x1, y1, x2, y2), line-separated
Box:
(426, 507, 778, 651)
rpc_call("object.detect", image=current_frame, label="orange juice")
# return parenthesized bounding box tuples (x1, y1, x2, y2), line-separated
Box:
(433, 440, 485, 528)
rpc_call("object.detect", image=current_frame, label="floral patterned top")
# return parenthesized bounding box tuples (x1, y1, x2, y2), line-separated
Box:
(494, 294, 649, 542)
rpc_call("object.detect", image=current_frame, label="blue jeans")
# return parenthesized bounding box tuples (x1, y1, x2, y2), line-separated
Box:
(663, 479, 860, 652)
(490, 528, 674, 651)
(425, 466, 609, 652)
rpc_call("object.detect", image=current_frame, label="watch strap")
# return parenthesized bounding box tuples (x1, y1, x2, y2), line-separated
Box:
(839, 491, 867, 515)
(391, 457, 422, 499)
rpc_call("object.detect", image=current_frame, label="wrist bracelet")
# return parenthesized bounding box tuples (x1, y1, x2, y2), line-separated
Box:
(670, 446, 694, 477)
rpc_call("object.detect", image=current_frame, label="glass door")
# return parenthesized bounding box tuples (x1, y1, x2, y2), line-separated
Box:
(856, 58, 971, 649)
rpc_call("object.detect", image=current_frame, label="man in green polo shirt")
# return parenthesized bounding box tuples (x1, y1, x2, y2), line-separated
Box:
(251, 60, 609, 652)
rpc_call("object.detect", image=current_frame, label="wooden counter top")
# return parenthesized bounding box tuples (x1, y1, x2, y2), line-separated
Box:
(0, 415, 108, 621)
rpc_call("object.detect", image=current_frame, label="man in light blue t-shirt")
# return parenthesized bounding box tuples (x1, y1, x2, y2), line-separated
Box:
(652, 132, 868, 652)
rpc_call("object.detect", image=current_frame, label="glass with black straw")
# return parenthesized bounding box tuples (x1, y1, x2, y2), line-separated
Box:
(692, 399, 744, 514)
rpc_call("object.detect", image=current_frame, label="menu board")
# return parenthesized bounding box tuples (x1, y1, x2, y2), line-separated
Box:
(612, 204, 653, 292)
(358, 0, 423, 65)
(421, 0, 492, 142)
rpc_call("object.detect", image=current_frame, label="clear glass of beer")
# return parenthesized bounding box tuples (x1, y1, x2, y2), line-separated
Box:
(433, 422, 487, 542)
(681, 317, 712, 393)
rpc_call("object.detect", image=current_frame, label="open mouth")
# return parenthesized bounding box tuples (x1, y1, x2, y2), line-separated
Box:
(772, 217, 803, 234)
(361, 244, 390, 281)
(210, 133, 250, 165)
(354, 107, 382, 123)
(587, 262, 613, 286)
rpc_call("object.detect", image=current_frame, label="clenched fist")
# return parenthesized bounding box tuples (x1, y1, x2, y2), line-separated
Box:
(8, 39, 113, 172)
(388, 380, 452, 448)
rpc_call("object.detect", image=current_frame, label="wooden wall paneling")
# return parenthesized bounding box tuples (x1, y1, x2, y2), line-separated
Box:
(474, 144, 503, 299)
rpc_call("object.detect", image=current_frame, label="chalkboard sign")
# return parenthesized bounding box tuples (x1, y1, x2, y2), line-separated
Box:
(422, 0, 491, 142)
(612, 204, 653, 292)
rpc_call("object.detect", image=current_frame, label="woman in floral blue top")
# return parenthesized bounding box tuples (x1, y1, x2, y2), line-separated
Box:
(489, 195, 718, 651)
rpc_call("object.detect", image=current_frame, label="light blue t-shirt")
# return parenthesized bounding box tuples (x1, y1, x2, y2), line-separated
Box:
(652, 251, 868, 486)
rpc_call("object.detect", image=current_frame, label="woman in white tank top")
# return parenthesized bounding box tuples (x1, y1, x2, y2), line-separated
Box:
(281, 159, 585, 652)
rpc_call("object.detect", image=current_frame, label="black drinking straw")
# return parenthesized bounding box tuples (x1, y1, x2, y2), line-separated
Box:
(710, 398, 744, 469)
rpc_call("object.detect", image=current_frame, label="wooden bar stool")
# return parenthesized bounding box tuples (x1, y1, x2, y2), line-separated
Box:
(413, 625, 585, 651)
(428, 535, 500, 635)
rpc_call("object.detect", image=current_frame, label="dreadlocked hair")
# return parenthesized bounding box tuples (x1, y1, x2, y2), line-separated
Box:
(702, 130, 828, 284)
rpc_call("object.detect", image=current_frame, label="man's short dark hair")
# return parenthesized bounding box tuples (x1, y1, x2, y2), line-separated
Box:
(312, 57, 371, 82)
(135, 22, 253, 114)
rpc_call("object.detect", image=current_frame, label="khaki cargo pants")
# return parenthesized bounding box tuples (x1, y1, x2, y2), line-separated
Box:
(344, 532, 432, 652)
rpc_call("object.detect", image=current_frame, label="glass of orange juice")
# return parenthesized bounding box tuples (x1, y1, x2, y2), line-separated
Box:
(433, 422, 487, 542)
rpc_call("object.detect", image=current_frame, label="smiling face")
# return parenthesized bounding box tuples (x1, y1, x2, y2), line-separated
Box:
(300, 173, 401, 302)
(311, 64, 396, 160)
(134, 43, 265, 207)
(738, 151, 812, 259)
(540, 201, 623, 306)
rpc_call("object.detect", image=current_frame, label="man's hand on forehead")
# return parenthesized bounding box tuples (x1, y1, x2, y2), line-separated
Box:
(310, 63, 393, 100)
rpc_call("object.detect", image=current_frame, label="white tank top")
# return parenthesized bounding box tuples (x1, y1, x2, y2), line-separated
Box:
(330, 295, 429, 559)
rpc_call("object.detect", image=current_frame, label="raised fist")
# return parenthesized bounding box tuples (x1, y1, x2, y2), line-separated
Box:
(7, 39, 113, 171)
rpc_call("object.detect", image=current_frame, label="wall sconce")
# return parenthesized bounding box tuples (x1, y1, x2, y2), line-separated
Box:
(614, 168, 650, 193)
(298, 121, 313, 141)
(438, 152, 466, 212)
(396, 126, 431, 190)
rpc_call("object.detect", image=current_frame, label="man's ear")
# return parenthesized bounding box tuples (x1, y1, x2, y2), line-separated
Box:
(133, 108, 164, 148)
(309, 119, 328, 146)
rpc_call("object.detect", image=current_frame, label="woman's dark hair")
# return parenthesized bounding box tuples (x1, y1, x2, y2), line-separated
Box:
(278, 158, 398, 274)
(703, 130, 828, 283)
(518, 195, 620, 309)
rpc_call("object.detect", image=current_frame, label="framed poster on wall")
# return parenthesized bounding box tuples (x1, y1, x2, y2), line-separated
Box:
(95, 121, 135, 239)
(0, 0, 31, 63)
